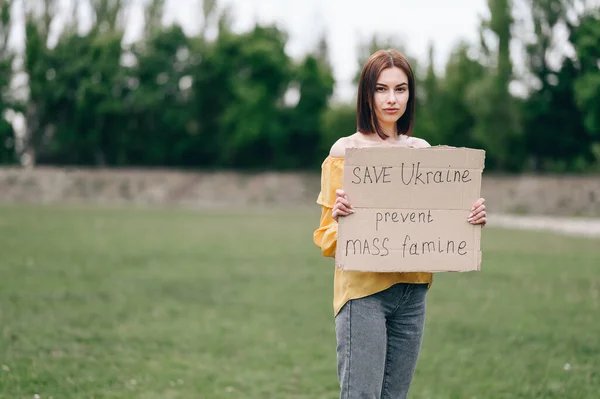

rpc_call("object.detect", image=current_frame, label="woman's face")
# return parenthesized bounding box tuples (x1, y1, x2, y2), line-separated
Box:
(373, 66, 409, 129)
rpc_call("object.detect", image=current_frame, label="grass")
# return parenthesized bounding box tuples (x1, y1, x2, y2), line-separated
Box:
(0, 204, 598, 399)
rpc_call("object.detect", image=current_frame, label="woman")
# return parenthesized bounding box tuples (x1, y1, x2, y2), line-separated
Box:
(313, 49, 487, 399)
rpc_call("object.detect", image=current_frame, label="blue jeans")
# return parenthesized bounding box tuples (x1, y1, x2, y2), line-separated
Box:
(335, 283, 428, 399)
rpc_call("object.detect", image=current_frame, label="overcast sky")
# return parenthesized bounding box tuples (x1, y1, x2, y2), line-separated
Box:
(9, 0, 492, 100)
(162, 0, 490, 100)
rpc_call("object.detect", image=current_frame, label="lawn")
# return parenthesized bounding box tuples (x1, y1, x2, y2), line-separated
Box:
(0, 204, 598, 399)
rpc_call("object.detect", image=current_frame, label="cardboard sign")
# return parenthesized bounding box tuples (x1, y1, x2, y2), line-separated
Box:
(335, 146, 485, 273)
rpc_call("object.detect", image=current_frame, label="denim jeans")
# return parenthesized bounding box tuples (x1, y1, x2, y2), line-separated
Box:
(335, 283, 428, 399)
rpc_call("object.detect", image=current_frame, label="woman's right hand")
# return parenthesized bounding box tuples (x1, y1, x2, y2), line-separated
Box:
(332, 189, 354, 222)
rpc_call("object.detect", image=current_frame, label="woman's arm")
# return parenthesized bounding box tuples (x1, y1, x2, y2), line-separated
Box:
(313, 137, 351, 257)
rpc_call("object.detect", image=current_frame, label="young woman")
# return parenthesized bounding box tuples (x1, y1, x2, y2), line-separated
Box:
(313, 49, 487, 399)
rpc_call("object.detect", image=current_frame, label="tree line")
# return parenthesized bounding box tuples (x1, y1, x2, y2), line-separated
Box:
(0, 0, 599, 172)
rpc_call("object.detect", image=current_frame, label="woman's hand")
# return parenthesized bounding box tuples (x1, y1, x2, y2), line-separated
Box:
(468, 197, 487, 227)
(332, 189, 354, 222)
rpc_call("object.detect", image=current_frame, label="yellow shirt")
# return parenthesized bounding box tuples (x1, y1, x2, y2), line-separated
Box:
(313, 155, 433, 316)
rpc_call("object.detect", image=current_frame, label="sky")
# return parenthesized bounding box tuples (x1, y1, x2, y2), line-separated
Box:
(161, 0, 490, 100)
(8, 0, 490, 102)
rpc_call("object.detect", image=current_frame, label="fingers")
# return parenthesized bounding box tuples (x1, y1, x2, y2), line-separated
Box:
(333, 200, 354, 220)
(332, 189, 353, 222)
(468, 198, 487, 226)
(336, 197, 352, 211)
(469, 211, 486, 225)
(471, 197, 485, 211)
(471, 204, 485, 215)
(332, 207, 350, 222)
(467, 209, 485, 222)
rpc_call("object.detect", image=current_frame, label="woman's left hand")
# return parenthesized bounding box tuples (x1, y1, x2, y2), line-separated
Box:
(468, 198, 487, 227)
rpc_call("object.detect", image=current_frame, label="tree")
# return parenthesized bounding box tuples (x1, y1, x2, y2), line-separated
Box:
(436, 41, 486, 149)
(191, 25, 293, 168)
(353, 35, 418, 85)
(572, 10, 600, 139)
(0, 0, 15, 163)
(320, 104, 356, 157)
(22, 0, 58, 166)
(37, 0, 129, 166)
(10, 0, 595, 172)
(467, 0, 523, 171)
(125, 24, 194, 166)
(413, 42, 445, 144)
(284, 36, 335, 168)
(520, 0, 598, 171)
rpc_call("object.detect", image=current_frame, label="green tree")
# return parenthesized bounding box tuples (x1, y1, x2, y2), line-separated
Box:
(354, 35, 418, 85)
(467, 0, 523, 171)
(0, 0, 15, 164)
(191, 25, 293, 168)
(320, 104, 356, 156)
(143, 0, 164, 38)
(520, 0, 597, 171)
(284, 37, 335, 168)
(437, 41, 486, 149)
(185, 0, 241, 168)
(413, 42, 445, 144)
(22, 0, 58, 165)
(39, 0, 129, 165)
(572, 10, 600, 139)
(125, 24, 193, 166)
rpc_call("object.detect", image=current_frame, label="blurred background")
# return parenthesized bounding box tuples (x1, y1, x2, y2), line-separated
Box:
(0, 1, 599, 398)
(0, 0, 598, 172)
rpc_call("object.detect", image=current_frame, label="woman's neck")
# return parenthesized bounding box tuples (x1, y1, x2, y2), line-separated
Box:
(380, 123, 399, 140)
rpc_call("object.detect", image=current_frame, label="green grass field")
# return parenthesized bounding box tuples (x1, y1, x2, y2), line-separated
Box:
(0, 204, 598, 399)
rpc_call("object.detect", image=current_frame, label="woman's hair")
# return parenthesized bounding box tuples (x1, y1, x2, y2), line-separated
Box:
(356, 49, 416, 139)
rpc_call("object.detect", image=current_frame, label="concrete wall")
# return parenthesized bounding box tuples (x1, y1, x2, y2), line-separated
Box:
(1, 167, 599, 216)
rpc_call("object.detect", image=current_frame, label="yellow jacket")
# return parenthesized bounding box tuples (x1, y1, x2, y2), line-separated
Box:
(313, 156, 433, 316)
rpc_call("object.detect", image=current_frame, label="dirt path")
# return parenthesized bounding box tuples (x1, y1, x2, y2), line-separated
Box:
(490, 213, 600, 238)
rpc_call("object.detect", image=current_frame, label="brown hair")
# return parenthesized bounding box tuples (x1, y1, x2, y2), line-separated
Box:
(356, 49, 416, 139)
